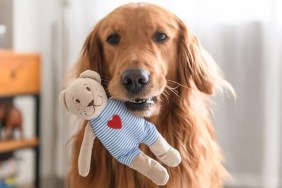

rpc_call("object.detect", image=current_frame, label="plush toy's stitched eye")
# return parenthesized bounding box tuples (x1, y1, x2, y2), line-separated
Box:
(76, 99, 80, 103)
(86, 87, 90, 91)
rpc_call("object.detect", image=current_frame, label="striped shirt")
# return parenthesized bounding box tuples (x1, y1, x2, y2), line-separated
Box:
(89, 99, 158, 166)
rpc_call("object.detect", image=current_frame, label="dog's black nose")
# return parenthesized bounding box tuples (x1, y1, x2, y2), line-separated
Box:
(121, 69, 150, 94)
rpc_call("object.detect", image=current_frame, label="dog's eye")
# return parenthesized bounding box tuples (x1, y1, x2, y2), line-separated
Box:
(153, 32, 168, 42)
(76, 99, 80, 103)
(107, 33, 120, 45)
(86, 87, 90, 91)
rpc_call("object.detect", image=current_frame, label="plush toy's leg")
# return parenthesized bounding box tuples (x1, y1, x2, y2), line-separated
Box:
(149, 133, 181, 167)
(129, 152, 169, 186)
(78, 124, 96, 177)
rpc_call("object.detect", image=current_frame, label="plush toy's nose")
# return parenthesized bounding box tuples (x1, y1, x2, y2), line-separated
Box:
(121, 69, 150, 94)
(87, 100, 94, 107)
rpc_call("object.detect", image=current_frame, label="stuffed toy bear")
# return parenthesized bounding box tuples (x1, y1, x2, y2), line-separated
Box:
(59, 70, 181, 185)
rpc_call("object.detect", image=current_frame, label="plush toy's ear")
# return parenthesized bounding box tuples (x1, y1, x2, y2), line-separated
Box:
(59, 90, 69, 112)
(79, 70, 101, 83)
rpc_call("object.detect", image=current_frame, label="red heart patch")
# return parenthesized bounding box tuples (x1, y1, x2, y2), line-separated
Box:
(107, 115, 122, 129)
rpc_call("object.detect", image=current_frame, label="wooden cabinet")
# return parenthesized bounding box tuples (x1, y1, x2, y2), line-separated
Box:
(0, 50, 41, 188)
(0, 50, 40, 96)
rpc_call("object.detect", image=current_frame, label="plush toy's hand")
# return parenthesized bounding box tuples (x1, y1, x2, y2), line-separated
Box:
(78, 124, 96, 177)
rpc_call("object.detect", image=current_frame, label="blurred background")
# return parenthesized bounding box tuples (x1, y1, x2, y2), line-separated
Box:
(0, 0, 281, 188)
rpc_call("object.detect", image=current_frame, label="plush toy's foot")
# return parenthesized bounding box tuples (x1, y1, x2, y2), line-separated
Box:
(157, 147, 181, 167)
(130, 152, 169, 185)
(150, 134, 181, 167)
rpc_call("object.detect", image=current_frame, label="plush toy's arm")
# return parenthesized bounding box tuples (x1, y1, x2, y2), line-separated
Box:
(78, 124, 96, 177)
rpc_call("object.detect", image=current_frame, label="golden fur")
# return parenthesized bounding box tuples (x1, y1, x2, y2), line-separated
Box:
(67, 3, 232, 188)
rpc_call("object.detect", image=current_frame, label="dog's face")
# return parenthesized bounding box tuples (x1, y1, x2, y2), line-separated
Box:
(100, 4, 180, 117)
(80, 3, 220, 117)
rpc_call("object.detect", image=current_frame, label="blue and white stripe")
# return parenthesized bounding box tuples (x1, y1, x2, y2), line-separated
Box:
(90, 99, 158, 166)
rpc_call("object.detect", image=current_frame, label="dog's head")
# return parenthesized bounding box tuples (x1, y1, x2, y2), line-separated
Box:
(75, 3, 230, 117)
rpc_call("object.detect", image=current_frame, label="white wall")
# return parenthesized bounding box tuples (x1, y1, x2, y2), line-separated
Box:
(13, 1, 40, 185)
(13, 0, 61, 185)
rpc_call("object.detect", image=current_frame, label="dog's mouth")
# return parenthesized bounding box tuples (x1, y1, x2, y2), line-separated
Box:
(125, 96, 157, 111)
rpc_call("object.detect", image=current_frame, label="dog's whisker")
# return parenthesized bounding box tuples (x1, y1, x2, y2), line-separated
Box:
(166, 85, 181, 99)
(163, 89, 170, 97)
(167, 85, 179, 92)
(102, 82, 110, 85)
(167, 84, 180, 90)
(101, 75, 112, 79)
(101, 77, 112, 82)
(101, 80, 111, 87)
(167, 79, 189, 89)
(162, 92, 170, 102)
(160, 91, 169, 102)
(101, 79, 110, 83)
(164, 87, 172, 96)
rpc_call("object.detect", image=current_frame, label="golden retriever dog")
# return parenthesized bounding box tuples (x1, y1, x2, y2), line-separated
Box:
(67, 3, 232, 188)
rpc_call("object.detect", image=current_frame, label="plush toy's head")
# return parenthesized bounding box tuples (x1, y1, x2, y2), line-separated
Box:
(59, 70, 108, 120)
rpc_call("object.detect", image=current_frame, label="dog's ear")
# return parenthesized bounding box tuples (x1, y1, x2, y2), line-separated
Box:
(177, 19, 217, 95)
(70, 21, 105, 80)
(79, 70, 101, 83)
